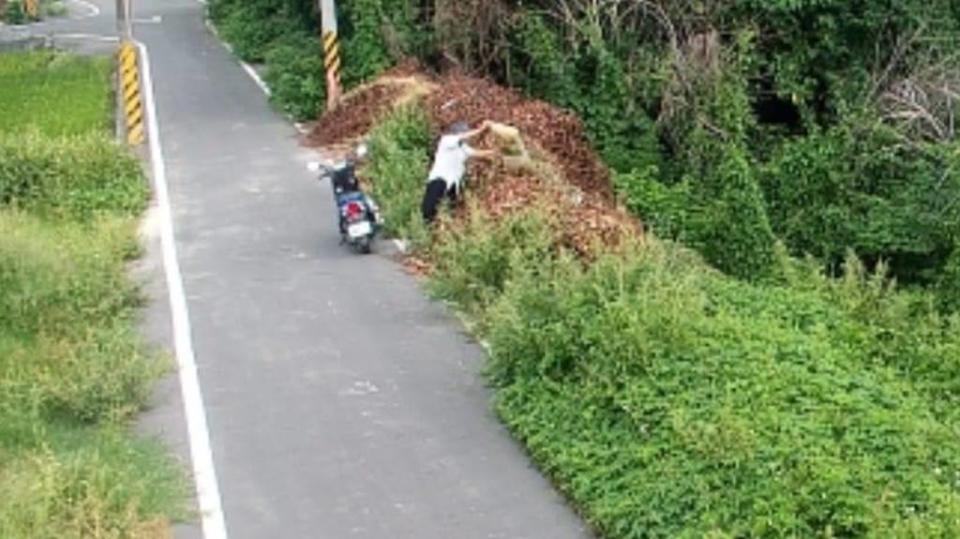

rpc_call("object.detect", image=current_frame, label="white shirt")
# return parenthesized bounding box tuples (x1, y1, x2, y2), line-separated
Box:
(428, 134, 475, 191)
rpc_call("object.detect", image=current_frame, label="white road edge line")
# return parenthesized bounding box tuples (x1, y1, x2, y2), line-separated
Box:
(201, 17, 310, 135)
(239, 61, 271, 96)
(136, 40, 229, 539)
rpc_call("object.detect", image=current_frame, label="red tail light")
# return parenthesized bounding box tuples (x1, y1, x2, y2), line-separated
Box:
(345, 201, 364, 220)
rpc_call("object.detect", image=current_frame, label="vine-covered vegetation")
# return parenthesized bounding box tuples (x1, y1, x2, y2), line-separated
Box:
(205, 1, 960, 535)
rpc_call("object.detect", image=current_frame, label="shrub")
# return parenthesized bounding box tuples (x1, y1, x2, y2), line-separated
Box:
(618, 138, 777, 281)
(939, 245, 960, 313)
(761, 122, 960, 283)
(263, 32, 326, 121)
(339, 0, 421, 87)
(690, 140, 777, 281)
(362, 105, 432, 242)
(214, 1, 292, 62)
(3, 0, 27, 24)
(0, 429, 187, 538)
(0, 132, 147, 220)
(427, 205, 557, 324)
(614, 167, 691, 241)
(0, 214, 161, 424)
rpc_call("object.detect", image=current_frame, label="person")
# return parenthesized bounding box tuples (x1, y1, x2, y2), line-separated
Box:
(421, 120, 497, 224)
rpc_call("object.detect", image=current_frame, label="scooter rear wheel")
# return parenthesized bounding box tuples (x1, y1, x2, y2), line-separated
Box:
(354, 236, 372, 254)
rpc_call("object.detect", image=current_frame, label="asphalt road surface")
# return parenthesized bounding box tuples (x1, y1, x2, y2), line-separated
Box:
(37, 0, 592, 537)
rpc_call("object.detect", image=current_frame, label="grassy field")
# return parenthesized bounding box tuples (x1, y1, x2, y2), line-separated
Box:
(0, 51, 113, 136)
(0, 50, 187, 537)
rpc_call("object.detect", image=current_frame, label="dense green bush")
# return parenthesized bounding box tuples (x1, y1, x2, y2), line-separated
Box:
(263, 32, 326, 121)
(0, 132, 147, 220)
(362, 105, 432, 242)
(427, 206, 557, 325)
(211, 0, 310, 62)
(338, 0, 421, 87)
(689, 141, 777, 281)
(3, 0, 28, 24)
(617, 61, 777, 281)
(508, 15, 663, 175)
(614, 167, 690, 241)
(761, 122, 960, 282)
(939, 246, 960, 313)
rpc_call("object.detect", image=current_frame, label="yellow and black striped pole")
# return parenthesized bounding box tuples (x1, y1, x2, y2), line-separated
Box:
(322, 30, 341, 97)
(319, 0, 341, 110)
(24, 0, 38, 19)
(118, 41, 145, 145)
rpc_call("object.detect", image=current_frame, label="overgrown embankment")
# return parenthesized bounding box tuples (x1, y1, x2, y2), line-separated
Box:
(205, 1, 960, 535)
(0, 50, 186, 537)
(207, 0, 960, 301)
(320, 77, 960, 536)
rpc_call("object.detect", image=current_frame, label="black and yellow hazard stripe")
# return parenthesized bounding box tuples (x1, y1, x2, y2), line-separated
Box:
(24, 0, 39, 19)
(117, 42, 145, 145)
(322, 30, 341, 87)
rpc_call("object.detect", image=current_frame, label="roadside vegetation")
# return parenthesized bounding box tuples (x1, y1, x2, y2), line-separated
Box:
(207, 1, 960, 536)
(0, 50, 186, 537)
(1, 0, 67, 24)
(363, 107, 960, 537)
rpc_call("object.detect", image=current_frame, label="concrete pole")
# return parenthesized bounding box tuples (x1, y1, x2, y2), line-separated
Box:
(116, 0, 129, 40)
(319, 0, 342, 111)
(24, 0, 38, 19)
(124, 0, 133, 40)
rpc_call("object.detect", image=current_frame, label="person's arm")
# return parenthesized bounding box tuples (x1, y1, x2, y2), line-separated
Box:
(462, 142, 496, 160)
(469, 148, 497, 159)
(458, 120, 492, 141)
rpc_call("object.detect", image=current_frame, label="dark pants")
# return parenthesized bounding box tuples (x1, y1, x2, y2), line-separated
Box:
(421, 178, 458, 224)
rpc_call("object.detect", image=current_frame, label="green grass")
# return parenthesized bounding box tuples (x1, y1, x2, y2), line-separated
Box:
(0, 51, 188, 537)
(0, 51, 113, 136)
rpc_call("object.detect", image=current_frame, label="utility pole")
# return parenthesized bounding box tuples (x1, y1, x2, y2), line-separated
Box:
(24, 0, 38, 20)
(116, 0, 132, 41)
(319, 0, 342, 111)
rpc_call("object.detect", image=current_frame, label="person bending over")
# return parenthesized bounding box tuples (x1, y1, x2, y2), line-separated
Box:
(421, 120, 496, 224)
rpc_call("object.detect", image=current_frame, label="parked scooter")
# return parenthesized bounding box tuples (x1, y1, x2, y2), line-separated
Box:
(308, 145, 382, 254)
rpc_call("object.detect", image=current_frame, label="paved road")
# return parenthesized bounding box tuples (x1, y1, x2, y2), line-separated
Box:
(43, 0, 593, 537)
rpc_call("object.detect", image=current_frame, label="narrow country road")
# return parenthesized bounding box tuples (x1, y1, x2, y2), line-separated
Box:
(45, 0, 591, 537)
